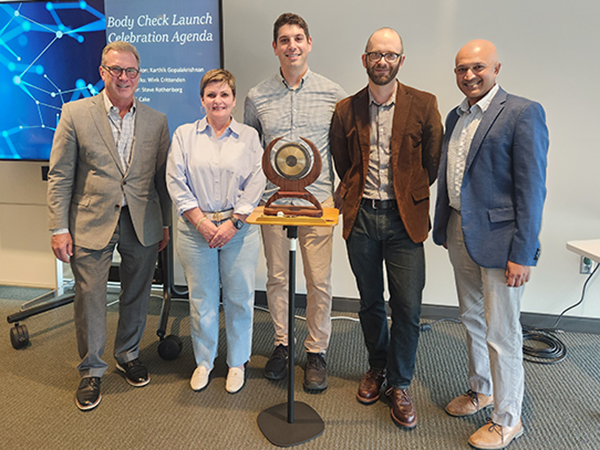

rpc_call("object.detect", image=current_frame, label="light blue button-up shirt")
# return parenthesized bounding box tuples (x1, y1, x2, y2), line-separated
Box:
(166, 117, 265, 216)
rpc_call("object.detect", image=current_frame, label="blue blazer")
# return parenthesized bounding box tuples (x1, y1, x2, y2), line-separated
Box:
(432, 87, 548, 268)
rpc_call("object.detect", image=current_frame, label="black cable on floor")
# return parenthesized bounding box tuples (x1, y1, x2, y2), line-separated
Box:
(420, 262, 598, 365)
(522, 326, 567, 364)
(522, 262, 598, 364)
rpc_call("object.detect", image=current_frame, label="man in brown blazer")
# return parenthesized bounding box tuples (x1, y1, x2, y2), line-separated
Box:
(330, 28, 442, 429)
(47, 41, 171, 411)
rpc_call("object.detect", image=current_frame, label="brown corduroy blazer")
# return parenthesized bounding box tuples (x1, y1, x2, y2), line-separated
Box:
(330, 82, 443, 243)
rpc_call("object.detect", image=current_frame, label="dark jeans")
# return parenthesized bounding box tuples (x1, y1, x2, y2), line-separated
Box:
(346, 201, 425, 388)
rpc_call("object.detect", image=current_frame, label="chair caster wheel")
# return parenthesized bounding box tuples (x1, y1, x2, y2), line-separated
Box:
(158, 334, 182, 360)
(10, 323, 29, 350)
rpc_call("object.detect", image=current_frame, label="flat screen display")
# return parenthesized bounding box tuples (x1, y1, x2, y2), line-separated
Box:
(0, 0, 106, 161)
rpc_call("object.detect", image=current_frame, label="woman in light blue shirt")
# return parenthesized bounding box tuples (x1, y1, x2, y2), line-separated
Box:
(166, 69, 265, 394)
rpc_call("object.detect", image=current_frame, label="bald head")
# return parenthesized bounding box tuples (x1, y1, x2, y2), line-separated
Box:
(456, 39, 498, 67)
(365, 27, 403, 54)
(454, 39, 501, 106)
(363, 28, 405, 87)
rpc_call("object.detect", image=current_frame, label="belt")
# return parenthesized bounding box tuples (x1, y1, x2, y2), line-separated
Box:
(362, 198, 397, 210)
(204, 209, 233, 222)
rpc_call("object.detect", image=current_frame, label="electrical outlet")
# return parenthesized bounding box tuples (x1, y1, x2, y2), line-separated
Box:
(580, 256, 593, 274)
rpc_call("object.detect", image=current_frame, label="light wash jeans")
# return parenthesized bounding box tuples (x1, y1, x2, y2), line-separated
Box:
(177, 216, 260, 369)
(447, 210, 524, 427)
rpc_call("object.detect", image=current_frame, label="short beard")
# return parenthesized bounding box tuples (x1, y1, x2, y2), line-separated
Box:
(367, 61, 400, 86)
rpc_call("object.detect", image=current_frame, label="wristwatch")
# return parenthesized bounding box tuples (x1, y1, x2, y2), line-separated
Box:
(229, 217, 244, 230)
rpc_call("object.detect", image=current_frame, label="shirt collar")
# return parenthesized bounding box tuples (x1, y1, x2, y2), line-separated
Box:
(279, 67, 311, 91)
(103, 90, 136, 115)
(197, 116, 239, 138)
(368, 81, 397, 107)
(458, 84, 499, 116)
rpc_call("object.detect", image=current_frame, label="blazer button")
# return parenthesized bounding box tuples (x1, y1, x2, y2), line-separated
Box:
(122, 180, 127, 186)
(115, 204, 120, 209)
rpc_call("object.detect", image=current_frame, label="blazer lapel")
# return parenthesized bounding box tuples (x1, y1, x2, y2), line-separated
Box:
(439, 108, 460, 181)
(128, 100, 146, 175)
(464, 87, 507, 172)
(390, 82, 411, 162)
(352, 87, 372, 174)
(91, 94, 124, 176)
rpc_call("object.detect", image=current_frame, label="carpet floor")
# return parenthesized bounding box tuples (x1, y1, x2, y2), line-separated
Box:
(1, 286, 599, 449)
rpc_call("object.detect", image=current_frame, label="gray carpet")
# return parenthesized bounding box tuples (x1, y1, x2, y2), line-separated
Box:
(1, 286, 599, 449)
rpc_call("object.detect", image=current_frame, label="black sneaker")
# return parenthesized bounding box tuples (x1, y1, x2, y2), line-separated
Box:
(264, 344, 288, 380)
(116, 359, 150, 387)
(76, 377, 102, 411)
(304, 352, 327, 391)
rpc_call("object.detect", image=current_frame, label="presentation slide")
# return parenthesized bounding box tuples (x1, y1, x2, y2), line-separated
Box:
(104, 0, 221, 138)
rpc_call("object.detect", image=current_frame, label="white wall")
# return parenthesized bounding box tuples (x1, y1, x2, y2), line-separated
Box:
(2, 0, 598, 317)
(221, 0, 600, 318)
(0, 162, 57, 288)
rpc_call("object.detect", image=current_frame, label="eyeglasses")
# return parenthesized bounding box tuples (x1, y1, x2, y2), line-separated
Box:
(102, 65, 140, 78)
(365, 52, 402, 63)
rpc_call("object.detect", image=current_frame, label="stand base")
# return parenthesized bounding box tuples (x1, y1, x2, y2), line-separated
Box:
(257, 402, 324, 447)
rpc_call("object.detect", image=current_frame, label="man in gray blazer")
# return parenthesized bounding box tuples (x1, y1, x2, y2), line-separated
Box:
(47, 41, 171, 411)
(433, 40, 548, 449)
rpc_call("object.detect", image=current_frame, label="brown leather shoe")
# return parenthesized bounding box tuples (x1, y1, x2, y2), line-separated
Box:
(468, 419, 523, 449)
(356, 368, 386, 404)
(386, 387, 417, 429)
(446, 389, 494, 417)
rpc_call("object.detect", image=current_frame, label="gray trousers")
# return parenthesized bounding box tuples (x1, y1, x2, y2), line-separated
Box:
(446, 209, 524, 427)
(70, 207, 159, 378)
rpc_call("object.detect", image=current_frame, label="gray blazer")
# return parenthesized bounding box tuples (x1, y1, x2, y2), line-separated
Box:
(47, 94, 171, 250)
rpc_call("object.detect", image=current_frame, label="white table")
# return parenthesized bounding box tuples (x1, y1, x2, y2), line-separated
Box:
(566, 239, 600, 263)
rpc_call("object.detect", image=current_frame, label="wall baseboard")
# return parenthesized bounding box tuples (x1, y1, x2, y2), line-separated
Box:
(254, 290, 600, 335)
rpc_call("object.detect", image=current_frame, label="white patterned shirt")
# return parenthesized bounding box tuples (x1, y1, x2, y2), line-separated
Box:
(447, 84, 499, 210)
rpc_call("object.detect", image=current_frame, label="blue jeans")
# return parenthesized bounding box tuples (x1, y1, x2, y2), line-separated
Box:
(177, 217, 260, 369)
(346, 201, 425, 388)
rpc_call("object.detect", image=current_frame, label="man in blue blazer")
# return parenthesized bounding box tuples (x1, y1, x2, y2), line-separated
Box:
(433, 40, 548, 450)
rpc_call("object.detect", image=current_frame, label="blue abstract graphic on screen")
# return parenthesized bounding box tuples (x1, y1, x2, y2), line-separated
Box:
(0, 1, 106, 161)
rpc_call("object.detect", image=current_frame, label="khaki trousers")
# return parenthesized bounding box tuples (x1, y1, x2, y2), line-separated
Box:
(261, 198, 334, 354)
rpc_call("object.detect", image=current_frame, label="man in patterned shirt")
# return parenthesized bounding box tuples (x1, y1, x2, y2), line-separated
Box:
(244, 12, 346, 391)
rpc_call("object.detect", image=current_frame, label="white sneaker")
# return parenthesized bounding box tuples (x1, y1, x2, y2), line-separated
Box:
(190, 366, 211, 391)
(225, 366, 245, 394)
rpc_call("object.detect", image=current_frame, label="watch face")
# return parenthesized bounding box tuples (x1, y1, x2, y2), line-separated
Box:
(232, 218, 243, 229)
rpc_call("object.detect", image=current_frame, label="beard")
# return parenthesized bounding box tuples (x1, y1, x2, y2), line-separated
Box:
(367, 61, 400, 86)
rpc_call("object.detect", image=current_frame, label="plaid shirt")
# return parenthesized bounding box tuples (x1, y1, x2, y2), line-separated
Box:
(244, 69, 346, 204)
(103, 91, 136, 206)
(364, 84, 397, 200)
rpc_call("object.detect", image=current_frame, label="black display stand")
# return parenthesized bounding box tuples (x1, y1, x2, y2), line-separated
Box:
(256, 225, 324, 447)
